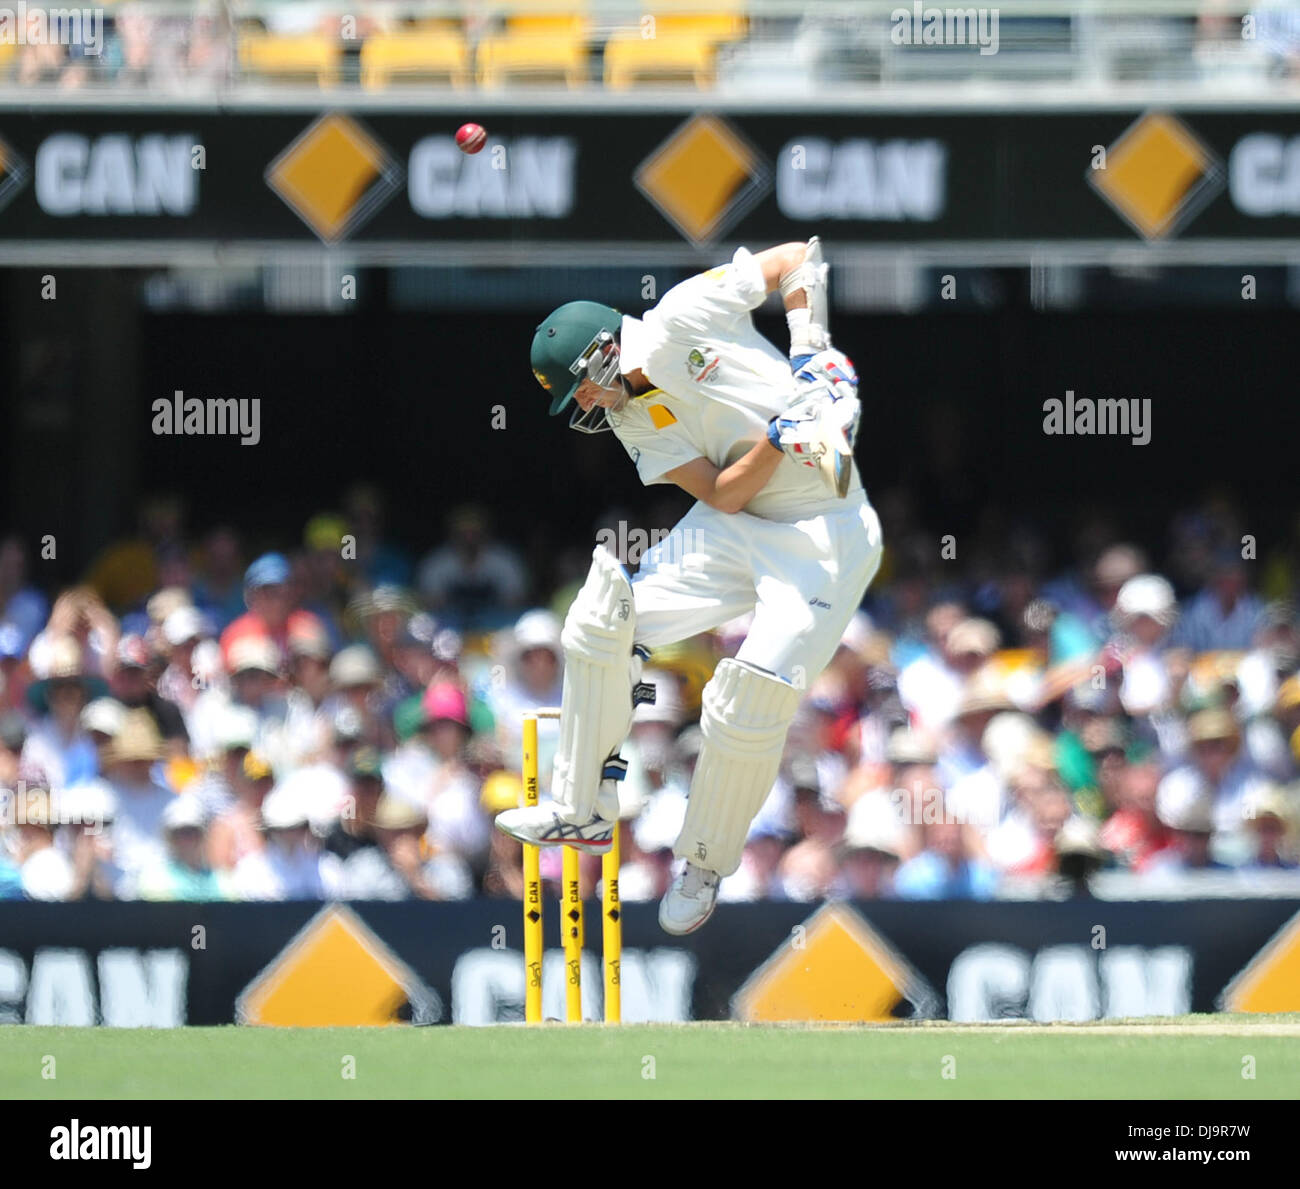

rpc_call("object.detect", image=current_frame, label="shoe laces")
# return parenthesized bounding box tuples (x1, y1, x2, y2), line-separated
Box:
(681, 863, 719, 896)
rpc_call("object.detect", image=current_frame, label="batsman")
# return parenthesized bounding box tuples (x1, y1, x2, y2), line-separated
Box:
(495, 238, 883, 934)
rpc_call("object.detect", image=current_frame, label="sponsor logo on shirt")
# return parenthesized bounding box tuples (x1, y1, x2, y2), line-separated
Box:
(686, 347, 720, 382)
(809, 597, 832, 610)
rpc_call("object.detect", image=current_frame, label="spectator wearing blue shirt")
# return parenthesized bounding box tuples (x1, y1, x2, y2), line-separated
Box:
(894, 817, 999, 900)
(1176, 552, 1264, 653)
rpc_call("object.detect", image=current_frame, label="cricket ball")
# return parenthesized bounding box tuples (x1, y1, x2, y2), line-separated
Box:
(456, 123, 487, 154)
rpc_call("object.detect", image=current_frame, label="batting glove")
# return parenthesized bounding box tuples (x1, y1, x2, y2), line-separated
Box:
(766, 386, 838, 468)
(792, 348, 858, 403)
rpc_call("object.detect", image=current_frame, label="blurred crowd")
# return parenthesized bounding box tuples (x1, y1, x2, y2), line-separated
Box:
(4, 2, 1300, 92)
(2, 484, 1299, 906)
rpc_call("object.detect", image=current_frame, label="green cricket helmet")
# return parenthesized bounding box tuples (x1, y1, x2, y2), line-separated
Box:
(530, 301, 624, 418)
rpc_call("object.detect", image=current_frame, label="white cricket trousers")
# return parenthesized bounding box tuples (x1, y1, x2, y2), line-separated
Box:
(630, 492, 883, 680)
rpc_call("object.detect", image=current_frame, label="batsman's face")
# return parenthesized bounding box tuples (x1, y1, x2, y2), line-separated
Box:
(573, 376, 628, 413)
(571, 340, 627, 413)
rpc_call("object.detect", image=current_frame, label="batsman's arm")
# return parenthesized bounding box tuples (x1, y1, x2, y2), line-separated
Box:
(751, 242, 812, 306)
(753, 239, 830, 361)
(663, 439, 784, 516)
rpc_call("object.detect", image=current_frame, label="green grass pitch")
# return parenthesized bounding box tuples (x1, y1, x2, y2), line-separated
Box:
(3, 1017, 1298, 1099)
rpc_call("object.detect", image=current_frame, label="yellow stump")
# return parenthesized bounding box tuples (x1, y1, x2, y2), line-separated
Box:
(602, 824, 622, 1024)
(521, 715, 543, 1025)
(562, 845, 583, 1022)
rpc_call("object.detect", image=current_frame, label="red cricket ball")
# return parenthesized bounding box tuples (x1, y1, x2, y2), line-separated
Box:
(455, 123, 487, 155)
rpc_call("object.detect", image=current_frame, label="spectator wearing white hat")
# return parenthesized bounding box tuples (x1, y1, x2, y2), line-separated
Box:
(1108, 574, 1180, 718)
(1240, 786, 1298, 870)
(135, 797, 228, 901)
(484, 609, 565, 789)
(155, 604, 214, 726)
(834, 802, 903, 899)
(1145, 786, 1231, 874)
(231, 782, 327, 900)
(1042, 542, 1147, 647)
(77, 697, 127, 782)
(189, 635, 288, 769)
(21, 634, 107, 789)
(186, 704, 257, 820)
(317, 644, 386, 752)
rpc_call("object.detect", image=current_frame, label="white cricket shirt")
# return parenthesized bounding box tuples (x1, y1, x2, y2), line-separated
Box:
(610, 247, 863, 523)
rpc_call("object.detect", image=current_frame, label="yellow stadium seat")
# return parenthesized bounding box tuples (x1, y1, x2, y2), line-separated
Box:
(654, 12, 746, 42)
(506, 14, 586, 37)
(477, 33, 588, 87)
(360, 31, 471, 88)
(603, 8, 746, 89)
(239, 33, 341, 87)
(475, 8, 588, 87)
(604, 34, 716, 89)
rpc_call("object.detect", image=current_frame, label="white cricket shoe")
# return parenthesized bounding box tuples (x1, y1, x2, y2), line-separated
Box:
(494, 804, 614, 854)
(658, 861, 721, 935)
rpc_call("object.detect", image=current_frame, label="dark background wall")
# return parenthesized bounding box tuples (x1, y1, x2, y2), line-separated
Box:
(3, 272, 1294, 591)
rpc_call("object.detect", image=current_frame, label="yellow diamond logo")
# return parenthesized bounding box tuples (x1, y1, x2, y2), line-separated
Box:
(1088, 112, 1223, 240)
(635, 114, 770, 245)
(732, 903, 936, 1023)
(236, 903, 441, 1026)
(266, 113, 403, 243)
(1220, 908, 1300, 1013)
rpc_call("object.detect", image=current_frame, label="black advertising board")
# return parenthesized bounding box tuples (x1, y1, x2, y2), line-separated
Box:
(0, 898, 1295, 1026)
(0, 106, 1298, 247)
